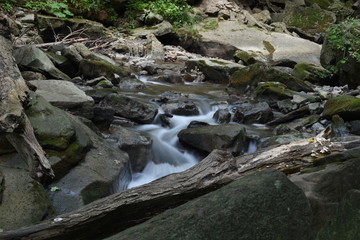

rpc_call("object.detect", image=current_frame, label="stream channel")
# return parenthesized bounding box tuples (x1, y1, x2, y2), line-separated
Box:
(109, 75, 271, 191)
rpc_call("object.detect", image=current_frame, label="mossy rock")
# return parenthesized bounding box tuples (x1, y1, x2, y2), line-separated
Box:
(79, 59, 130, 84)
(304, 0, 333, 9)
(233, 49, 267, 65)
(26, 93, 93, 180)
(293, 62, 332, 84)
(228, 63, 313, 92)
(323, 95, 360, 120)
(283, 3, 336, 34)
(26, 94, 76, 151)
(254, 82, 296, 102)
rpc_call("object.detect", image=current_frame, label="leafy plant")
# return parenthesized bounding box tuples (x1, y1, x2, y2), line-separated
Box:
(0, 0, 16, 12)
(126, 0, 193, 27)
(326, 17, 360, 64)
(23, 0, 74, 18)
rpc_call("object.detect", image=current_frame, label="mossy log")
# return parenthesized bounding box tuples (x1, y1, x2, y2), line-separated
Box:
(0, 14, 54, 181)
(1, 128, 358, 240)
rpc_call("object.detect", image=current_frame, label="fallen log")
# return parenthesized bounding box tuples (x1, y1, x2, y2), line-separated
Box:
(0, 14, 54, 181)
(1, 129, 357, 240)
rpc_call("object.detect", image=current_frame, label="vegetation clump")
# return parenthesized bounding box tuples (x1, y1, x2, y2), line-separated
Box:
(326, 17, 360, 64)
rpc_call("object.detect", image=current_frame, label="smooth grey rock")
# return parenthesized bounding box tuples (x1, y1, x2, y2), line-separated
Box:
(30, 80, 95, 119)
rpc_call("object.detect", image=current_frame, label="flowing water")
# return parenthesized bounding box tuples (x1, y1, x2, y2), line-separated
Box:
(115, 76, 264, 190)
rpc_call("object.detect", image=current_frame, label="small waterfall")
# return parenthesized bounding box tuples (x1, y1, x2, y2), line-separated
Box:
(126, 107, 218, 189)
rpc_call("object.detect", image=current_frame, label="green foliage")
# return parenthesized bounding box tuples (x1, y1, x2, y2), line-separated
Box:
(50, 186, 61, 192)
(0, 0, 16, 12)
(126, 0, 193, 27)
(326, 17, 360, 64)
(23, 0, 74, 18)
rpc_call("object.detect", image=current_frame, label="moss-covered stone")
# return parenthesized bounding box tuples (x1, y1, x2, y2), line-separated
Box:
(254, 82, 296, 102)
(283, 3, 336, 34)
(304, 0, 332, 9)
(79, 59, 130, 84)
(233, 49, 267, 65)
(293, 62, 332, 84)
(228, 63, 313, 92)
(323, 95, 360, 120)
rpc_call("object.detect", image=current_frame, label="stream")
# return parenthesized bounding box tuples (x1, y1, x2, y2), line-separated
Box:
(113, 75, 268, 190)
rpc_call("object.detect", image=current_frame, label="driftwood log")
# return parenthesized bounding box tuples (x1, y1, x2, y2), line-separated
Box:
(0, 14, 54, 181)
(1, 130, 357, 240)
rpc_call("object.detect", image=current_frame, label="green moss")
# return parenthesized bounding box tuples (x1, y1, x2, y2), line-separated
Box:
(254, 82, 295, 101)
(284, 5, 335, 33)
(203, 18, 218, 30)
(210, 59, 229, 65)
(305, 0, 332, 9)
(198, 59, 208, 67)
(323, 95, 360, 120)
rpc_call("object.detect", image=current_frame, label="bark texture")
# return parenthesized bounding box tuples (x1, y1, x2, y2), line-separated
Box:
(0, 14, 54, 181)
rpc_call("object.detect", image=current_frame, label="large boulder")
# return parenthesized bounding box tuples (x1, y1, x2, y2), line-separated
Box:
(290, 147, 360, 237)
(0, 157, 53, 231)
(228, 63, 313, 92)
(102, 93, 158, 124)
(106, 169, 312, 240)
(194, 20, 321, 64)
(316, 189, 360, 239)
(109, 126, 153, 173)
(322, 95, 360, 120)
(178, 124, 248, 154)
(185, 58, 244, 84)
(14, 45, 70, 80)
(30, 80, 95, 119)
(25, 93, 92, 178)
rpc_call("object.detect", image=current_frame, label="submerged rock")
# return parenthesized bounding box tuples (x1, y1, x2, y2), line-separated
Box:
(106, 169, 312, 240)
(178, 124, 248, 154)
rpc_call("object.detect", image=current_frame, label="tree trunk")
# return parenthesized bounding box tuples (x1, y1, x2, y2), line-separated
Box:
(0, 14, 54, 181)
(0, 132, 356, 240)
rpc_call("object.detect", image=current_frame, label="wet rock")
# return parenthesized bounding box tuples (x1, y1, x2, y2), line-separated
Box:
(316, 189, 360, 239)
(159, 113, 173, 127)
(348, 120, 360, 135)
(46, 51, 77, 78)
(254, 82, 296, 104)
(187, 121, 210, 128)
(106, 169, 312, 240)
(322, 95, 360, 120)
(228, 63, 313, 93)
(331, 114, 349, 137)
(0, 158, 53, 231)
(178, 124, 248, 154)
(102, 93, 158, 124)
(213, 109, 231, 124)
(287, 115, 321, 131)
(79, 59, 130, 84)
(14, 45, 70, 80)
(186, 58, 244, 84)
(161, 100, 200, 116)
(86, 76, 110, 86)
(30, 80, 95, 119)
(233, 102, 273, 124)
(109, 126, 153, 173)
